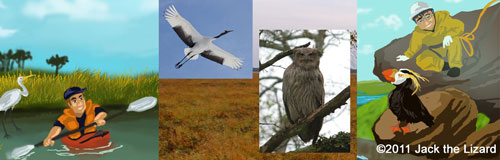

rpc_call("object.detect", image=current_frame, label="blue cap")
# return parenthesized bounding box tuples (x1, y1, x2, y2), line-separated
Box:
(64, 87, 87, 100)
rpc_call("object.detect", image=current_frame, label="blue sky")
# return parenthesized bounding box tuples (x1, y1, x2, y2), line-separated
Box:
(0, 0, 158, 74)
(159, 0, 253, 79)
(357, 0, 495, 81)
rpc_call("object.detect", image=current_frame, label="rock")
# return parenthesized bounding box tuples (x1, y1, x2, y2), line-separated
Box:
(373, 88, 479, 159)
(357, 138, 427, 160)
(449, 120, 500, 159)
(372, 3, 500, 120)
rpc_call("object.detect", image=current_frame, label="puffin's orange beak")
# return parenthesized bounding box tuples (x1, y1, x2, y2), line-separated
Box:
(382, 69, 397, 82)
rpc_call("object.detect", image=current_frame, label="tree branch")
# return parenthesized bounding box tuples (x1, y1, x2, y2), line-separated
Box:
(260, 76, 283, 81)
(260, 122, 280, 128)
(259, 42, 310, 71)
(260, 39, 286, 51)
(259, 85, 351, 153)
(259, 79, 283, 97)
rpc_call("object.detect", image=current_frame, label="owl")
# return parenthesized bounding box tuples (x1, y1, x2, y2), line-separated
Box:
(282, 48, 325, 144)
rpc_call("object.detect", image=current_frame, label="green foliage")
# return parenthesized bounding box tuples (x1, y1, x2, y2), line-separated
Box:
(358, 80, 394, 95)
(357, 95, 389, 140)
(0, 49, 33, 72)
(0, 69, 158, 110)
(46, 54, 69, 76)
(313, 131, 351, 152)
(291, 131, 351, 152)
(476, 113, 490, 131)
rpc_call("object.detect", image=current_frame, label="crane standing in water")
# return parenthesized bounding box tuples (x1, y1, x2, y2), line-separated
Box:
(0, 75, 34, 138)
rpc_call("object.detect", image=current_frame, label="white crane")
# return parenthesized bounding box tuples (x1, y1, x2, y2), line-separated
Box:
(164, 5, 243, 70)
(1, 75, 33, 138)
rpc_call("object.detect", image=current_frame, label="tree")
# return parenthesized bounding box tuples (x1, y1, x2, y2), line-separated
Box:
(22, 51, 32, 69)
(259, 30, 353, 152)
(0, 51, 4, 72)
(46, 54, 69, 76)
(14, 49, 24, 69)
(0, 49, 34, 72)
(259, 86, 351, 152)
(6, 49, 13, 72)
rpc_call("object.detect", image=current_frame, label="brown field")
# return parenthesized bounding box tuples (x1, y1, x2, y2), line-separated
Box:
(159, 72, 357, 159)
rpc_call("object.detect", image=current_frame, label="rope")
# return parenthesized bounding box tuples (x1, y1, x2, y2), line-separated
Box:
(460, 0, 499, 57)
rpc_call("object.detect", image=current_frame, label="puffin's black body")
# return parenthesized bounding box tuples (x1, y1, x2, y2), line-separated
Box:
(388, 78, 434, 127)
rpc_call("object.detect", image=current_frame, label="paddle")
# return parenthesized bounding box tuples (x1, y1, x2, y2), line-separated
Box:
(8, 96, 157, 159)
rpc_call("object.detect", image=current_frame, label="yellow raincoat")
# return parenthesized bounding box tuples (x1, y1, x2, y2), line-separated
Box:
(404, 11, 464, 72)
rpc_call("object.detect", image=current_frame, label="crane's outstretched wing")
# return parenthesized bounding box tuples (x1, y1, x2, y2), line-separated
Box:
(201, 44, 243, 69)
(164, 5, 203, 48)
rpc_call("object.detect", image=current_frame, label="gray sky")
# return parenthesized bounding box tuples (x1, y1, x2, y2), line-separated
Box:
(253, 0, 357, 68)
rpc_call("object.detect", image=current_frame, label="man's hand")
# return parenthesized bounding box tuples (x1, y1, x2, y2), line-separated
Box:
(396, 55, 409, 61)
(443, 35, 453, 48)
(43, 137, 55, 147)
(44, 126, 61, 147)
(96, 119, 106, 127)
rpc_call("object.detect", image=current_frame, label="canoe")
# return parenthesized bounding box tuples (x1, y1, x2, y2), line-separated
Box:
(62, 130, 110, 149)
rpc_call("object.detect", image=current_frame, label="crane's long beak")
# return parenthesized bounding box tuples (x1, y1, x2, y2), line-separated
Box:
(382, 69, 397, 82)
(23, 74, 34, 80)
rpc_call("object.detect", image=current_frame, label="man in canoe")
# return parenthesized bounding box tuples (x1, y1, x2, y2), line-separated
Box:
(43, 87, 107, 147)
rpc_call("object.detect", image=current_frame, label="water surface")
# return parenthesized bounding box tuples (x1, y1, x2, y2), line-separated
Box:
(0, 107, 158, 160)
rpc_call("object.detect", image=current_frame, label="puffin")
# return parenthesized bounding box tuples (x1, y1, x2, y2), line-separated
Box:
(382, 68, 434, 134)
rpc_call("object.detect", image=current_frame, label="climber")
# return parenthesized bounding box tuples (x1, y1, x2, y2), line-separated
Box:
(396, 2, 464, 77)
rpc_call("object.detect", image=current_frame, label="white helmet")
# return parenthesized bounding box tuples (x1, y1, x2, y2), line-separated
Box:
(409, 2, 433, 21)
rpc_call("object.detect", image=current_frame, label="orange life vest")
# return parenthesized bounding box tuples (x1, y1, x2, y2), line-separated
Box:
(57, 99, 101, 139)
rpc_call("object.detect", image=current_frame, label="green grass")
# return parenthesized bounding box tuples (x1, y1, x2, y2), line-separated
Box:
(357, 95, 389, 140)
(357, 80, 394, 95)
(0, 69, 158, 110)
(476, 113, 490, 131)
(357, 95, 492, 141)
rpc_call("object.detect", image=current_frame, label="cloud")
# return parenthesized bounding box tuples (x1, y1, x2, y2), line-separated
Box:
(358, 8, 373, 14)
(139, 0, 157, 13)
(363, 14, 403, 30)
(445, 0, 463, 3)
(0, 26, 17, 38)
(23, 0, 112, 20)
(358, 44, 375, 55)
(0, 0, 5, 9)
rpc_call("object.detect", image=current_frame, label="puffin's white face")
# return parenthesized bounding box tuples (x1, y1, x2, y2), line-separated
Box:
(392, 71, 407, 85)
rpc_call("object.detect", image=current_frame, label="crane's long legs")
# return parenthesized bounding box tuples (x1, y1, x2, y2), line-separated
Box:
(176, 54, 189, 65)
(175, 53, 194, 69)
(175, 52, 191, 69)
(10, 107, 21, 131)
(2, 111, 9, 138)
